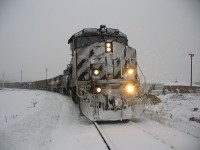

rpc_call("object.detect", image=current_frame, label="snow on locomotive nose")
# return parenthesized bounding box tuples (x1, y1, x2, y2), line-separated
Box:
(66, 25, 145, 121)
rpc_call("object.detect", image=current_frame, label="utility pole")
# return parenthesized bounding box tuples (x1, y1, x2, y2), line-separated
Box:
(21, 69, 22, 82)
(46, 68, 47, 89)
(3, 72, 4, 89)
(188, 53, 194, 87)
(20, 69, 22, 88)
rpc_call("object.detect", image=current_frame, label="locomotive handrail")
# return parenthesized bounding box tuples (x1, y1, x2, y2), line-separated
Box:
(137, 62, 147, 93)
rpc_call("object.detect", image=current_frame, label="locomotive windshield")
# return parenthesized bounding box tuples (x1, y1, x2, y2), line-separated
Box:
(75, 35, 127, 49)
(76, 36, 101, 48)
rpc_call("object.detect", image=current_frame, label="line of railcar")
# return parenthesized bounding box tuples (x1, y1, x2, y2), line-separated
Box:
(4, 74, 67, 94)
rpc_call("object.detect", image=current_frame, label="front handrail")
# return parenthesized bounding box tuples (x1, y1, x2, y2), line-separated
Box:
(137, 62, 147, 93)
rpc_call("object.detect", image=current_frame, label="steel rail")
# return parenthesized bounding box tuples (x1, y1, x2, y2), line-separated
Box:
(93, 121, 114, 150)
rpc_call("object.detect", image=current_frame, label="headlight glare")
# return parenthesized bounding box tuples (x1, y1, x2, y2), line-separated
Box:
(93, 69, 100, 76)
(126, 84, 135, 94)
(96, 87, 102, 93)
(127, 68, 134, 75)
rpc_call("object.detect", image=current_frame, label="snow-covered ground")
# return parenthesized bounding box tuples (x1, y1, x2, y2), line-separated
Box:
(100, 119, 200, 150)
(0, 89, 200, 150)
(143, 93, 200, 139)
(0, 89, 106, 150)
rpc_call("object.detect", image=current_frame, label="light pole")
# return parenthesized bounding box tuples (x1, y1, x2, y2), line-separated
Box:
(3, 72, 4, 89)
(189, 53, 194, 87)
(46, 68, 47, 89)
(21, 69, 22, 82)
(21, 69, 22, 88)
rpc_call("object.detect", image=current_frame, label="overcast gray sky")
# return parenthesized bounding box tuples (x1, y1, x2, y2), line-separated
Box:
(0, 0, 200, 83)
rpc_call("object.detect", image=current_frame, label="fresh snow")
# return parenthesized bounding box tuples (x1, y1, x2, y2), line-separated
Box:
(0, 89, 200, 150)
(0, 89, 106, 150)
(100, 119, 200, 150)
(143, 93, 200, 139)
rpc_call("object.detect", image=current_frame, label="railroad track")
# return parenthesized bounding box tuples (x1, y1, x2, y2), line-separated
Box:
(93, 119, 200, 150)
(93, 121, 114, 150)
(94, 120, 173, 150)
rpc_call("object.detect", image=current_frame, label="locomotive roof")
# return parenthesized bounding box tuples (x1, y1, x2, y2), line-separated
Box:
(68, 25, 127, 44)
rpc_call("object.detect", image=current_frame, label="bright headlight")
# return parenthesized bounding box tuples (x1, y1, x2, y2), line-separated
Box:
(106, 47, 111, 52)
(93, 85, 102, 94)
(126, 84, 135, 93)
(93, 69, 100, 76)
(105, 42, 113, 53)
(106, 43, 111, 48)
(96, 87, 102, 93)
(127, 68, 134, 75)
